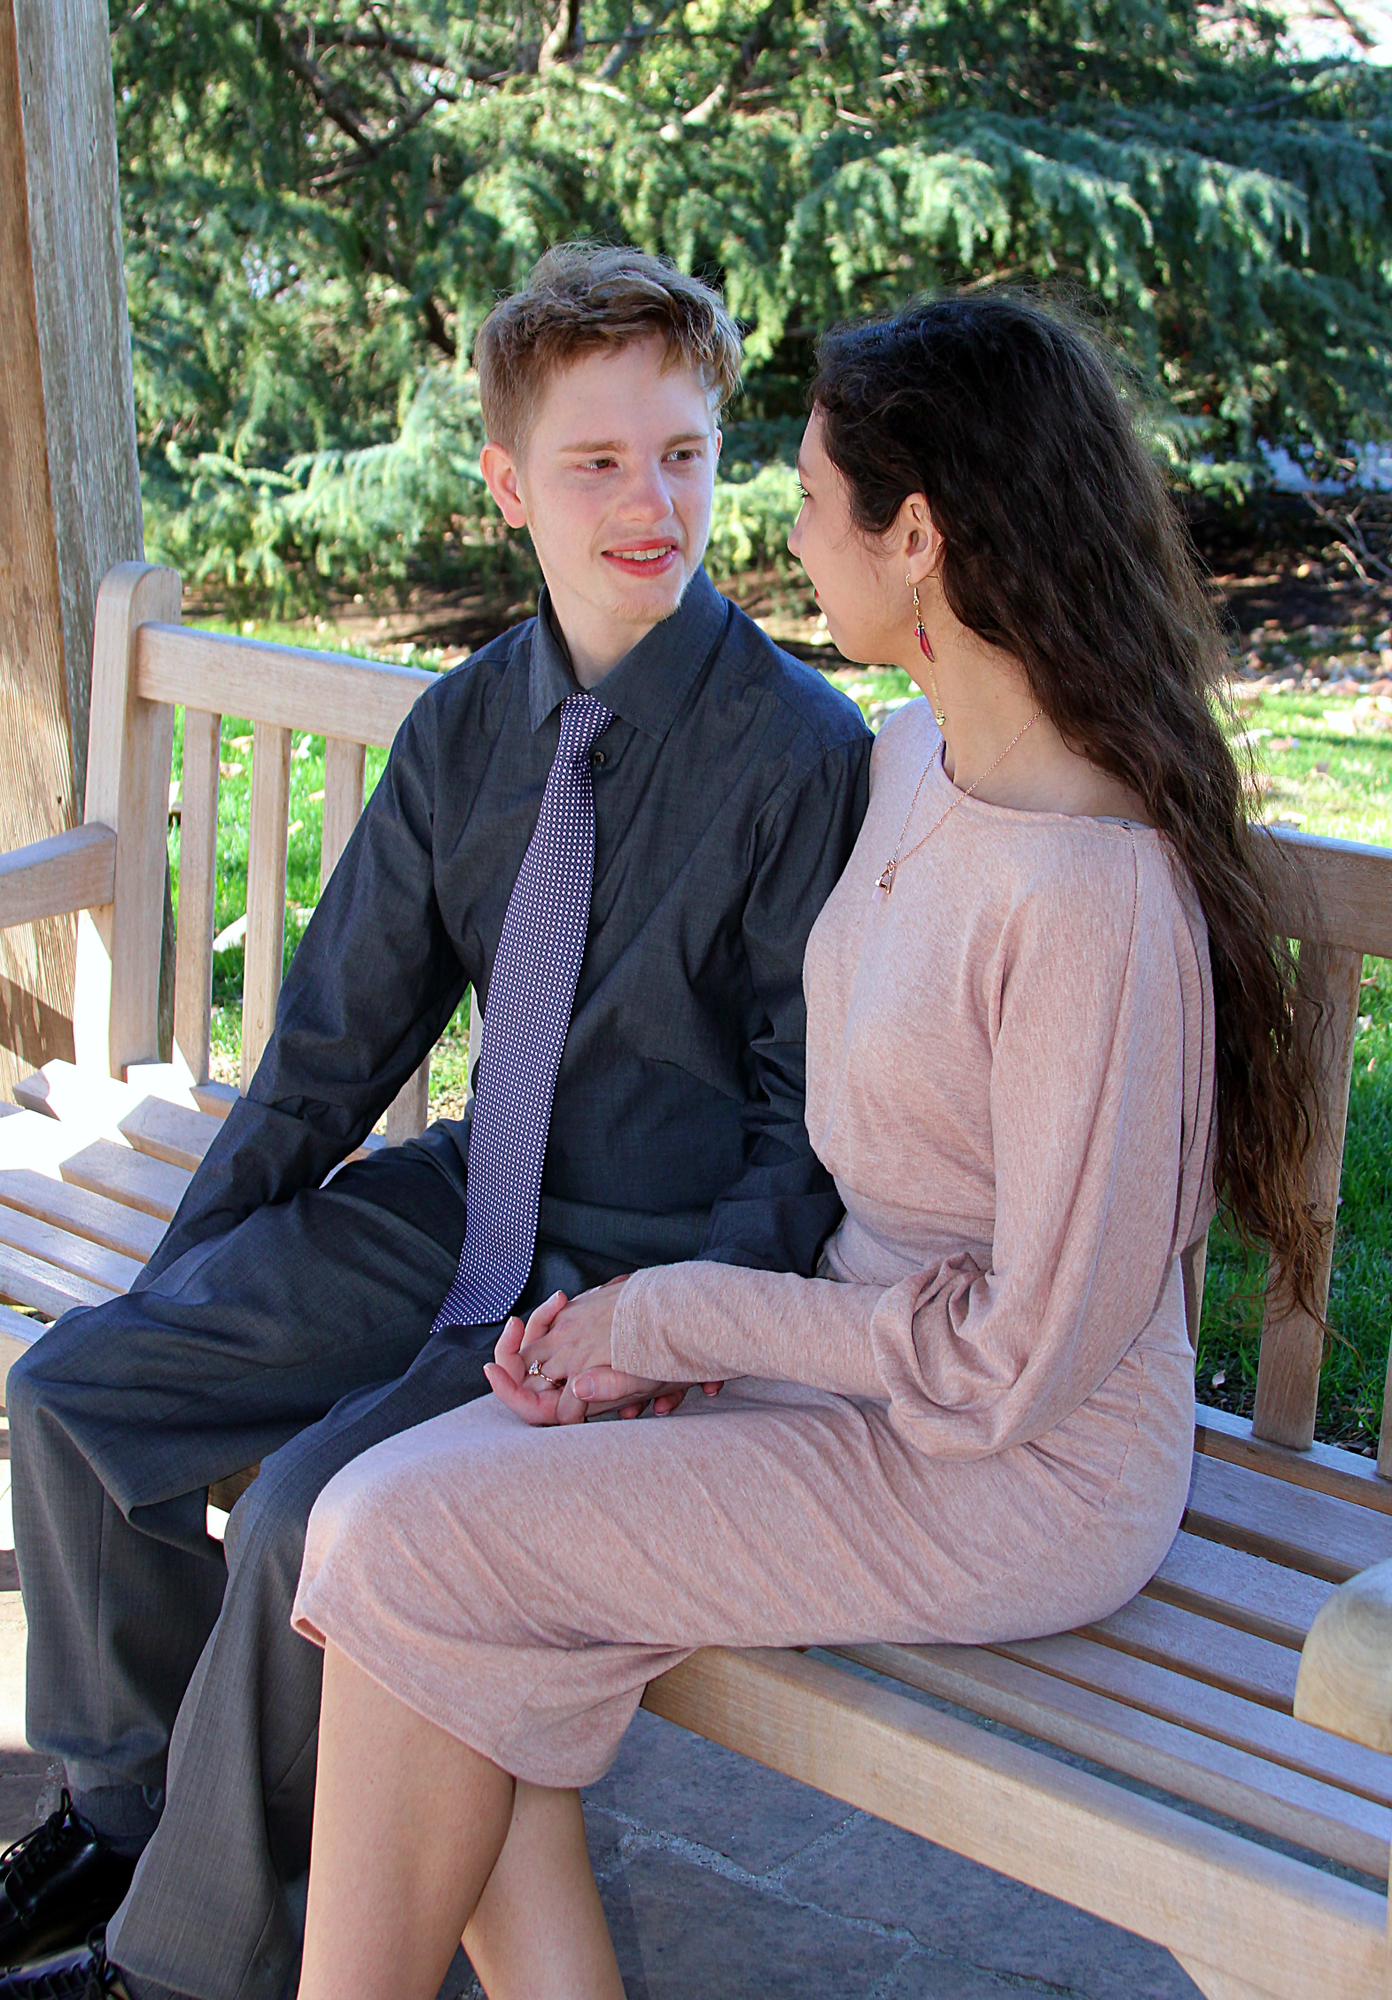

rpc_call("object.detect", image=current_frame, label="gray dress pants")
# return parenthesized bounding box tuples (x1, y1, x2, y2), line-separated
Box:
(8, 1140, 619, 2000)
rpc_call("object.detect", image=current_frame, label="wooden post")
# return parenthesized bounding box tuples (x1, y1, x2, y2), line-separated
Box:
(0, 0, 144, 1096)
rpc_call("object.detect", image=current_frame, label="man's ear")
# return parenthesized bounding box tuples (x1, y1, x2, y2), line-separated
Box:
(714, 426, 724, 464)
(481, 442, 528, 529)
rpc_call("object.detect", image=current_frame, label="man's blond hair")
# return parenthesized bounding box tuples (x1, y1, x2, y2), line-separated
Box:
(474, 242, 743, 451)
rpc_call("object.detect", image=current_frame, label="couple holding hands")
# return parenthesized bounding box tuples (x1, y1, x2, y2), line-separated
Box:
(7, 244, 1317, 2000)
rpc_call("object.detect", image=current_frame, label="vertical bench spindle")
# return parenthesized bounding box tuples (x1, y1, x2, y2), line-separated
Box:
(241, 723, 292, 1091)
(172, 708, 222, 1085)
(1252, 940, 1365, 1451)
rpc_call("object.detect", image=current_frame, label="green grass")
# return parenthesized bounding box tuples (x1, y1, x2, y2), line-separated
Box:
(178, 626, 1392, 1453)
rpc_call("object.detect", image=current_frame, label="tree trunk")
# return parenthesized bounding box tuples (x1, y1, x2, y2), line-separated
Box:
(0, 0, 144, 1096)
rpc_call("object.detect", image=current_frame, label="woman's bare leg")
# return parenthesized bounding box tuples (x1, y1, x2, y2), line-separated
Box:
(297, 1642, 515, 2000)
(464, 1782, 625, 1999)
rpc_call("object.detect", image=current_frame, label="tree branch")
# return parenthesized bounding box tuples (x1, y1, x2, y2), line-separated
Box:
(679, 0, 790, 127)
(539, 0, 585, 72)
(301, 19, 504, 81)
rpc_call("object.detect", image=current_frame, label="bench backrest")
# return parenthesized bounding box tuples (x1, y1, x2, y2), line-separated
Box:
(77, 563, 1392, 1469)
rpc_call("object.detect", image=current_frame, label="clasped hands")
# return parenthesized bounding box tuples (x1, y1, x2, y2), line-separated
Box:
(483, 1274, 722, 1425)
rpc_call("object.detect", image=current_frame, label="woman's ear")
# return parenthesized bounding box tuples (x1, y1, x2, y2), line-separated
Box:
(481, 442, 529, 530)
(899, 494, 944, 585)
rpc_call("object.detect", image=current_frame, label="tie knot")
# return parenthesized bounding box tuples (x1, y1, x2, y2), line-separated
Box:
(559, 693, 613, 760)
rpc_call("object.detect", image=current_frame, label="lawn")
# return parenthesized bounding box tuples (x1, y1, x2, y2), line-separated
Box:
(177, 625, 1392, 1455)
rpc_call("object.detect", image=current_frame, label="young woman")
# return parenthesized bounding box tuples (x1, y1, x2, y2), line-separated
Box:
(289, 295, 1319, 2000)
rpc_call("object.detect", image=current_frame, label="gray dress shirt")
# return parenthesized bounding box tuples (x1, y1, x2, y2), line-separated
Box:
(140, 568, 871, 1295)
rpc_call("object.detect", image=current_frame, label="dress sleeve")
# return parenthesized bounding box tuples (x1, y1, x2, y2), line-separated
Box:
(138, 685, 469, 1284)
(612, 845, 1200, 1456)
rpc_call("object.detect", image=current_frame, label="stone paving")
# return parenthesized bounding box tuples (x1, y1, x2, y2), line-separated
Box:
(0, 1426, 1202, 1998)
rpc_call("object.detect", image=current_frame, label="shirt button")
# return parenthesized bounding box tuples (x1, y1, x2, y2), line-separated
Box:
(591, 748, 608, 768)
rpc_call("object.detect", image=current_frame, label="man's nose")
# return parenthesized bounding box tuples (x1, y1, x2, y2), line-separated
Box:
(618, 462, 675, 522)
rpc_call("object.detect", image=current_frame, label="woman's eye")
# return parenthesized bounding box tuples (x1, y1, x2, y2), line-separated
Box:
(797, 486, 811, 502)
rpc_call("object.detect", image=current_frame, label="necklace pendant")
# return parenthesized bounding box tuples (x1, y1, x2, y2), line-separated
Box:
(876, 861, 896, 897)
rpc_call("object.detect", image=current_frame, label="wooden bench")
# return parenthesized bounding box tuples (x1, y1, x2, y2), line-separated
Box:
(2, 560, 1391, 1999)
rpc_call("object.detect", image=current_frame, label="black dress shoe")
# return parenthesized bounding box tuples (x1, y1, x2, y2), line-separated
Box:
(0, 1938, 129, 1997)
(0, 1796, 135, 1966)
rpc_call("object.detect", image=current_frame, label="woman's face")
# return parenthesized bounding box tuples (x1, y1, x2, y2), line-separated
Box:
(787, 407, 905, 667)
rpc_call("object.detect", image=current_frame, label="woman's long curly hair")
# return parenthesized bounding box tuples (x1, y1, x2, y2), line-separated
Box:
(812, 293, 1323, 1318)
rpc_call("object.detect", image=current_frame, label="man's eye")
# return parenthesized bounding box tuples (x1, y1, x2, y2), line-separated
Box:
(668, 448, 700, 463)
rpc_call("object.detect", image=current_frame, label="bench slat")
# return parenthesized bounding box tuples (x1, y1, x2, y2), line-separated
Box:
(0, 1167, 164, 1260)
(645, 1647, 1387, 2000)
(0, 1244, 113, 1317)
(1185, 1451, 1392, 1584)
(1194, 1405, 1391, 1516)
(14, 1058, 207, 1124)
(0, 1209, 142, 1292)
(1085, 1595, 1300, 1712)
(839, 1641, 1391, 1877)
(189, 1080, 238, 1119)
(993, 1630, 1392, 1807)
(173, 708, 222, 1086)
(1148, 1531, 1333, 1649)
(117, 1098, 223, 1172)
(60, 1137, 191, 1222)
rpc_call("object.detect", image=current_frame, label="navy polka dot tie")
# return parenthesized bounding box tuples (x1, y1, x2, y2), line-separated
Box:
(432, 692, 613, 1333)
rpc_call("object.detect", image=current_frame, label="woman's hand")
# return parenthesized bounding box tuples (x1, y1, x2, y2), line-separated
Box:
(483, 1278, 724, 1425)
(485, 1298, 662, 1426)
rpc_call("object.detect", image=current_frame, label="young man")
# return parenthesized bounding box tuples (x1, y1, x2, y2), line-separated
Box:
(2, 246, 870, 1999)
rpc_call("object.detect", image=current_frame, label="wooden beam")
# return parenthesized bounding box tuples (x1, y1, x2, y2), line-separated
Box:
(0, 825, 115, 928)
(0, 0, 143, 1094)
(643, 1648, 1387, 1998)
(137, 624, 432, 747)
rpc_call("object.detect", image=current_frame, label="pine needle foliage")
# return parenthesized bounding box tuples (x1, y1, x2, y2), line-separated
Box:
(112, 0, 1392, 608)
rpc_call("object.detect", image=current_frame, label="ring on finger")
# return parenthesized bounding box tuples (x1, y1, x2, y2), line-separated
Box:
(526, 1359, 563, 1390)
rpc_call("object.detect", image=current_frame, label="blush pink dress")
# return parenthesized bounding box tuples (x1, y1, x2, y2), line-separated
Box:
(292, 698, 1215, 1788)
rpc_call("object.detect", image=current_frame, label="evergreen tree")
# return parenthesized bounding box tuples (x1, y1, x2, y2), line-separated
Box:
(112, 0, 1392, 605)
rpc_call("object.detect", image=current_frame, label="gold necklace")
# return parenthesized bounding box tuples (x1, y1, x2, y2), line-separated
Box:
(876, 709, 1044, 898)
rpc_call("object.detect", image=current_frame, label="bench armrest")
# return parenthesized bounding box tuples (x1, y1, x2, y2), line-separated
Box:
(1294, 1555, 1392, 1753)
(0, 824, 116, 928)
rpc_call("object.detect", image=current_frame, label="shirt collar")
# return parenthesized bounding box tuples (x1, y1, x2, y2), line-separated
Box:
(527, 568, 729, 741)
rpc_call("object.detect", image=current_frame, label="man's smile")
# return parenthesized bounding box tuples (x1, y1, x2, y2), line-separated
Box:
(603, 540, 679, 578)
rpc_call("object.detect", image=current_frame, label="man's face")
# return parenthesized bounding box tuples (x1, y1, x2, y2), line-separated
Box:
(481, 335, 722, 680)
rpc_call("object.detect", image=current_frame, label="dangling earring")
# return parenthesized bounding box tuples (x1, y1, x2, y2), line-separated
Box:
(909, 577, 945, 727)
